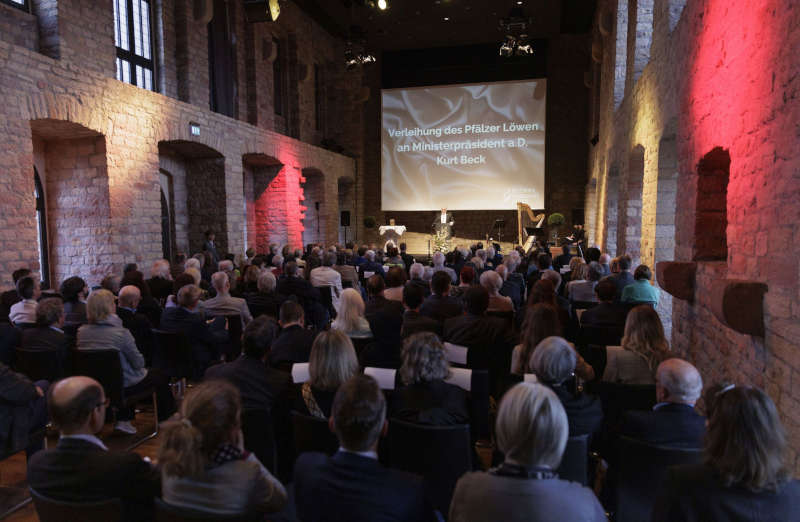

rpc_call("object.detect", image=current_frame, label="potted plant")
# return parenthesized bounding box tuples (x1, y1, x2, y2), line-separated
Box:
(547, 212, 565, 242)
(363, 216, 377, 229)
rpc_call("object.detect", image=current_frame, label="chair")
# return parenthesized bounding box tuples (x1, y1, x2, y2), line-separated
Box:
(445, 368, 490, 441)
(349, 336, 374, 356)
(72, 349, 158, 449)
(387, 419, 472, 515)
(615, 436, 702, 522)
(240, 409, 277, 473)
(30, 489, 122, 522)
(556, 433, 590, 485)
(151, 329, 193, 384)
(291, 411, 338, 456)
(595, 382, 657, 430)
(14, 347, 63, 381)
(206, 315, 242, 362)
(154, 497, 258, 522)
(317, 286, 337, 319)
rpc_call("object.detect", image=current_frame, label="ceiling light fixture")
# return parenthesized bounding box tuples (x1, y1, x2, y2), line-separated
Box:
(499, 6, 534, 56)
(344, 40, 376, 71)
(377, 0, 387, 10)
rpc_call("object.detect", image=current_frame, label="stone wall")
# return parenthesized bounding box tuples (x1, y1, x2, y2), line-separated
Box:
(0, 3, 38, 51)
(587, 0, 800, 468)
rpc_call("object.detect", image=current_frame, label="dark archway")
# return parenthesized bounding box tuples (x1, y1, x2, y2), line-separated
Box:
(243, 153, 284, 252)
(301, 168, 326, 246)
(694, 147, 730, 262)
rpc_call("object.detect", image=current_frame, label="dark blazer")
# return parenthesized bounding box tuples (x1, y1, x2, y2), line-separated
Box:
(63, 301, 88, 324)
(400, 310, 442, 339)
(621, 403, 705, 448)
(159, 306, 221, 366)
(406, 279, 431, 298)
(391, 379, 469, 426)
(361, 260, 386, 277)
(549, 384, 604, 437)
(116, 307, 154, 363)
(365, 296, 404, 341)
(20, 327, 70, 377)
(205, 355, 292, 414)
(293, 451, 432, 522)
(0, 289, 20, 324)
(146, 277, 173, 301)
(606, 272, 635, 303)
(500, 278, 523, 310)
(652, 463, 800, 522)
(203, 240, 220, 264)
(0, 363, 39, 453)
(579, 302, 629, 329)
(268, 325, 317, 368)
(443, 314, 513, 372)
(245, 291, 286, 319)
(28, 437, 159, 520)
(419, 294, 463, 322)
(0, 322, 21, 365)
(554, 253, 573, 271)
(277, 276, 320, 304)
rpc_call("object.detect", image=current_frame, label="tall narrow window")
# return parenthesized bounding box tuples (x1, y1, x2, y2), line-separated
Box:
(1, 0, 27, 12)
(33, 169, 50, 289)
(208, 0, 236, 117)
(113, 0, 157, 91)
(273, 38, 285, 116)
(314, 63, 325, 132)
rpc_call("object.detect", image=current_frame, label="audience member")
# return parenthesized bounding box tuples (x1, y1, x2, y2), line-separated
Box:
(567, 261, 602, 303)
(9, 276, 40, 325)
(530, 337, 603, 437)
(481, 270, 514, 313)
(310, 252, 344, 308)
(431, 251, 457, 284)
(420, 271, 464, 322)
(116, 285, 154, 364)
(0, 268, 31, 323)
(653, 385, 800, 522)
(364, 275, 405, 340)
(59, 276, 88, 324)
(332, 288, 372, 339)
(333, 252, 360, 291)
(271, 254, 284, 277)
(244, 271, 285, 319)
(361, 250, 385, 277)
(399, 243, 415, 272)
(202, 229, 220, 266)
(384, 246, 405, 269)
(277, 261, 320, 305)
(564, 256, 586, 286)
(158, 381, 287, 515)
(28, 377, 158, 520)
(400, 284, 442, 339)
(603, 305, 670, 385)
(578, 279, 629, 330)
(392, 332, 469, 425)
(449, 382, 606, 521)
(605, 254, 634, 302)
(0, 361, 47, 459)
(204, 271, 252, 325)
(293, 330, 359, 418)
(407, 262, 431, 298)
(100, 274, 122, 295)
(621, 358, 705, 447)
(269, 301, 317, 368)
(293, 374, 433, 522)
(120, 270, 163, 327)
(160, 284, 225, 372)
(598, 253, 612, 276)
(383, 267, 407, 302)
(497, 264, 523, 310)
(527, 279, 570, 332)
(21, 298, 70, 376)
(240, 265, 260, 294)
(146, 260, 173, 301)
(554, 244, 575, 272)
(621, 264, 659, 306)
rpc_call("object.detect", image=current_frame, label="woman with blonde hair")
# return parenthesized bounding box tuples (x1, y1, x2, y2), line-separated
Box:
(331, 288, 372, 338)
(159, 381, 287, 515)
(293, 330, 359, 418)
(603, 304, 670, 384)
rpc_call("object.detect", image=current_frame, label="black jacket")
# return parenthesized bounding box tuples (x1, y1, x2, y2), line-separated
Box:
(268, 325, 317, 368)
(205, 354, 293, 414)
(245, 291, 286, 320)
(116, 307, 154, 363)
(443, 313, 514, 394)
(406, 279, 431, 298)
(159, 307, 222, 366)
(365, 296, 405, 342)
(0, 362, 39, 453)
(652, 463, 800, 522)
(146, 277, 173, 302)
(549, 384, 604, 438)
(20, 327, 71, 377)
(391, 379, 469, 426)
(419, 294, 463, 322)
(400, 311, 442, 339)
(293, 451, 433, 522)
(579, 302, 629, 329)
(621, 402, 706, 448)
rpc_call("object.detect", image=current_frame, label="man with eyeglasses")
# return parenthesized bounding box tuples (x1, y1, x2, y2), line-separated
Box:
(27, 376, 159, 520)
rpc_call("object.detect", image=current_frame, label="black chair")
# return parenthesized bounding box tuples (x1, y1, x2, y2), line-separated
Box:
(291, 411, 338, 456)
(240, 409, 277, 473)
(595, 382, 657, 431)
(205, 315, 243, 362)
(615, 436, 702, 522)
(387, 419, 472, 515)
(14, 347, 63, 381)
(151, 329, 193, 384)
(556, 433, 590, 485)
(349, 336, 374, 356)
(72, 349, 158, 449)
(317, 286, 337, 319)
(154, 497, 258, 521)
(30, 489, 122, 522)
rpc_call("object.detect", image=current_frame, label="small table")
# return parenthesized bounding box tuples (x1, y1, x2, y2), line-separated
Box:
(378, 225, 407, 252)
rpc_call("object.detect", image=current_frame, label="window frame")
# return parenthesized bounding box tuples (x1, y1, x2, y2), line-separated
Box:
(33, 168, 50, 289)
(0, 0, 29, 13)
(113, 0, 158, 92)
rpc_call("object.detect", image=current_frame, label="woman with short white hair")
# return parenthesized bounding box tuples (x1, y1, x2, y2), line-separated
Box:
(449, 383, 606, 522)
(480, 270, 513, 313)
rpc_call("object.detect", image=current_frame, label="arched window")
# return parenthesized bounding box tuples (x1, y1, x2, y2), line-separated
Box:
(34, 168, 50, 288)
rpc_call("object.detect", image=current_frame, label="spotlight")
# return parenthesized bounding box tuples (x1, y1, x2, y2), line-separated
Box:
(377, 0, 387, 9)
(499, 6, 534, 57)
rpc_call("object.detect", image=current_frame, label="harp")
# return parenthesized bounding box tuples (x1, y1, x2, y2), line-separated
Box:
(517, 202, 545, 251)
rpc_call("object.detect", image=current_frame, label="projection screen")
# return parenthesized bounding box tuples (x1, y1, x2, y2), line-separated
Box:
(381, 79, 546, 211)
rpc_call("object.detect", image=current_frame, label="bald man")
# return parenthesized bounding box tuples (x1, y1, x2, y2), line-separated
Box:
(27, 377, 159, 520)
(620, 358, 706, 448)
(116, 285, 154, 363)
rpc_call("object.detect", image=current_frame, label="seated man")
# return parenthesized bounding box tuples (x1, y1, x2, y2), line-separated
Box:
(401, 284, 442, 339)
(621, 358, 705, 448)
(293, 375, 433, 522)
(0, 268, 31, 323)
(604, 254, 634, 302)
(419, 271, 464, 322)
(9, 275, 40, 326)
(333, 252, 360, 291)
(360, 250, 385, 278)
(28, 377, 159, 520)
(21, 298, 70, 377)
(621, 264, 660, 306)
(363, 276, 405, 368)
(578, 279, 629, 331)
(0, 362, 47, 457)
(497, 264, 523, 311)
(268, 301, 318, 368)
(244, 271, 286, 320)
(146, 259, 173, 302)
(277, 261, 321, 304)
(310, 252, 344, 310)
(406, 263, 431, 298)
(160, 285, 226, 369)
(205, 316, 293, 415)
(202, 271, 253, 325)
(116, 285, 154, 364)
(431, 252, 457, 284)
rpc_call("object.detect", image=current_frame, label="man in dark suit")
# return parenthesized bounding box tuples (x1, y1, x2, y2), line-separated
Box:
(0, 362, 47, 457)
(554, 244, 574, 272)
(0, 268, 31, 324)
(621, 358, 706, 448)
(401, 284, 441, 339)
(146, 259, 173, 302)
(202, 229, 220, 266)
(277, 261, 320, 303)
(268, 301, 318, 368)
(20, 297, 70, 377)
(420, 271, 463, 322)
(604, 254, 634, 303)
(365, 275, 405, 339)
(399, 243, 415, 275)
(160, 285, 225, 369)
(579, 280, 629, 331)
(116, 285, 154, 364)
(361, 250, 385, 278)
(293, 374, 433, 522)
(27, 376, 159, 521)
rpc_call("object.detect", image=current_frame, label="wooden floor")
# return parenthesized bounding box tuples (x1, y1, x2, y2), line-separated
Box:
(0, 411, 162, 522)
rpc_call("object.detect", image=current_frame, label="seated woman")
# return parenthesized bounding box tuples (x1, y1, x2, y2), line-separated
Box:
(391, 332, 469, 426)
(653, 384, 800, 522)
(480, 271, 514, 313)
(383, 267, 407, 302)
(511, 304, 594, 382)
(293, 330, 359, 418)
(567, 261, 602, 303)
(331, 288, 372, 339)
(384, 246, 405, 269)
(159, 381, 287, 516)
(239, 265, 261, 295)
(77, 289, 175, 433)
(530, 337, 603, 437)
(621, 264, 660, 306)
(449, 382, 606, 522)
(60, 276, 88, 324)
(120, 270, 162, 327)
(449, 265, 476, 301)
(603, 304, 670, 385)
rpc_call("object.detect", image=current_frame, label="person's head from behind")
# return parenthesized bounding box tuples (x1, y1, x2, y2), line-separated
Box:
(16, 275, 40, 301)
(465, 285, 489, 315)
(539, 269, 562, 292)
(517, 304, 562, 374)
(12, 268, 31, 284)
(496, 383, 568, 470)
(495, 264, 508, 281)
(402, 283, 425, 311)
(400, 332, 450, 386)
(480, 270, 503, 296)
(618, 255, 632, 271)
(243, 265, 260, 286)
(151, 259, 171, 280)
(158, 381, 240, 478)
(409, 262, 425, 281)
(242, 315, 279, 361)
(117, 285, 141, 310)
(531, 336, 576, 386)
(568, 256, 586, 274)
(323, 252, 336, 267)
(101, 274, 121, 295)
(634, 264, 652, 281)
(257, 271, 276, 294)
(385, 267, 407, 289)
(432, 251, 445, 267)
(331, 375, 387, 452)
(177, 284, 202, 310)
(366, 274, 385, 297)
(622, 305, 670, 374)
(704, 385, 791, 491)
(459, 265, 475, 286)
(528, 279, 556, 307)
(49, 377, 107, 436)
(36, 298, 64, 328)
(86, 289, 116, 324)
(173, 272, 196, 294)
(279, 300, 304, 328)
(309, 330, 359, 391)
(599, 253, 611, 265)
(211, 271, 230, 294)
(537, 253, 552, 271)
(655, 358, 702, 405)
(365, 250, 376, 262)
(586, 262, 603, 282)
(431, 271, 452, 297)
(594, 279, 617, 302)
